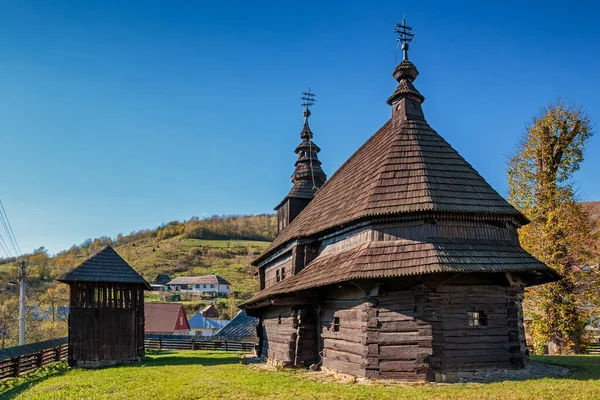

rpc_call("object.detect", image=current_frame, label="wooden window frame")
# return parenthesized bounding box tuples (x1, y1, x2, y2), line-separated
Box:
(332, 316, 340, 332)
(468, 311, 488, 326)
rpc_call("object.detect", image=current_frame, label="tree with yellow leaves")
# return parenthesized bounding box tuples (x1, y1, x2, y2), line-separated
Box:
(508, 100, 598, 354)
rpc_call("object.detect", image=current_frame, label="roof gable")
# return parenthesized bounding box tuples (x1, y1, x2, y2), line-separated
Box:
(58, 245, 150, 289)
(145, 303, 188, 333)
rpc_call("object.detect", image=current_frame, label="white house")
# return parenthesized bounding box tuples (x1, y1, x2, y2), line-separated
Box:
(166, 275, 231, 297)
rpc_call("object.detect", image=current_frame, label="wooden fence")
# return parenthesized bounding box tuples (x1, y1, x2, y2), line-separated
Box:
(0, 338, 68, 381)
(144, 335, 255, 353)
(587, 343, 600, 355)
(0, 335, 254, 381)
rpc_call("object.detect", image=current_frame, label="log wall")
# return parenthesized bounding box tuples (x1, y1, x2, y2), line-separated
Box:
(264, 256, 292, 289)
(317, 217, 520, 258)
(260, 306, 296, 366)
(260, 305, 319, 367)
(376, 287, 433, 380)
(320, 287, 370, 377)
(259, 282, 528, 381)
(427, 284, 528, 373)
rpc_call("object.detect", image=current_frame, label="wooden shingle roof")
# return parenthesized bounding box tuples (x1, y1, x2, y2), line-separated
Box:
(58, 245, 150, 289)
(256, 117, 527, 264)
(243, 239, 560, 306)
(276, 110, 327, 207)
(240, 54, 559, 310)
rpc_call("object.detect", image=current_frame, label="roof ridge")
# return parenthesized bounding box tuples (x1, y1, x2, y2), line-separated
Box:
(58, 245, 150, 289)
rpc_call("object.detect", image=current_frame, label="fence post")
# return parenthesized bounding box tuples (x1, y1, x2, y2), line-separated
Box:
(38, 350, 44, 368)
(14, 356, 20, 377)
(54, 346, 60, 362)
(225, 340, 228, 352)
(158, 338, 162, 350)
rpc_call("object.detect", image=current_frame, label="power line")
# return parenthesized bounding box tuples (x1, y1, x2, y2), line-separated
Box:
(0, 201, 20, 255)
(0, 233, 12, 258)
(0, 207, 18, 256)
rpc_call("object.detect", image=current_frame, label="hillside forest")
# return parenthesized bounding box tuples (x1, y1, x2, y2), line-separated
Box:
(0, 214, 276, 348)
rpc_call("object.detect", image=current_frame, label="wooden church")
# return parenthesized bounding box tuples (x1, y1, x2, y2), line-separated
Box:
(240, 22, 560, 382)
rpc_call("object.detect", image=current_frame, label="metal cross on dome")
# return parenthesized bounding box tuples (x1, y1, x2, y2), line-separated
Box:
(301, 88, 316, 112)
(394, 17, 415, 61)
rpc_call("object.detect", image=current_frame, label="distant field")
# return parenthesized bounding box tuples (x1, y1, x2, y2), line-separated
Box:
(3, 351, 600, 399)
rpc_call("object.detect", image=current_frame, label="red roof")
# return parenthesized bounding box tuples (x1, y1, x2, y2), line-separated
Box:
(145, 303, 189, 334)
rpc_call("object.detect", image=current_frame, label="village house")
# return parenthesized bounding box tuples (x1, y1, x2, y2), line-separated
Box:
(200, 304, 220, 318)
(154, 274, 172, 285)
(240, 22, 560, 382)
(166, 275, 231, 297)
(188, 313, 229, 336)
(145, 303, 190, 335)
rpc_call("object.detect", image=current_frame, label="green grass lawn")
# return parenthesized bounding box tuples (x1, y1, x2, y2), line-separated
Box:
(3, 351, 600, 400)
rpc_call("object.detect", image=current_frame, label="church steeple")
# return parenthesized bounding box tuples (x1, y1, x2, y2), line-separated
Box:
(274, 89, 327, 234)
(388, 18, 425, 121)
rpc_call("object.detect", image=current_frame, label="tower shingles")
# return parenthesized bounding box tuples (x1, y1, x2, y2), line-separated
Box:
(274, 91, 327, 232)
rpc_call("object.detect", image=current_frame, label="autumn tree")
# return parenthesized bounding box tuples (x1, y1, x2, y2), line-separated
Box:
(42, 284, 69, 322)
(29, 247, 52, 281)
(508, 100, 597, 354)
(0, 294, 18, 348)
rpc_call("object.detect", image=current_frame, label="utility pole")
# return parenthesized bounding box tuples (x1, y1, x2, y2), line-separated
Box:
(18, 260, 25, 346)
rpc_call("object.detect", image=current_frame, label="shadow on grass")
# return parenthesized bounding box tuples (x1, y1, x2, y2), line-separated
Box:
(141, 350, 242, 367)
(1, 361, 69, 399)
(531, 355, 600, 380)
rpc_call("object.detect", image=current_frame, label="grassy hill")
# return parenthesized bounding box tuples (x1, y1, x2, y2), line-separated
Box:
(0, 215, 275, 346)
(0, 215, 276, 298)
(117, 236, 270, 296)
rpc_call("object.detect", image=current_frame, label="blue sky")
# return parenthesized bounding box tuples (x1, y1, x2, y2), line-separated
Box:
(0, 0, 598, 255)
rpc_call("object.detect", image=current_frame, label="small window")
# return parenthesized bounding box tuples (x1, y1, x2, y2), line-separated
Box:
(180, 316, 183, 325)
(468, 311, 487, 326)
(281, 267, 286, 280)
(276, 269, 280, 282)
(203, 284, 207, 288)
(226, 285, 230, 289)
(332, 316, 340, 332)
(211, 284, 215, 288)
(278, 315, 282, 325)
